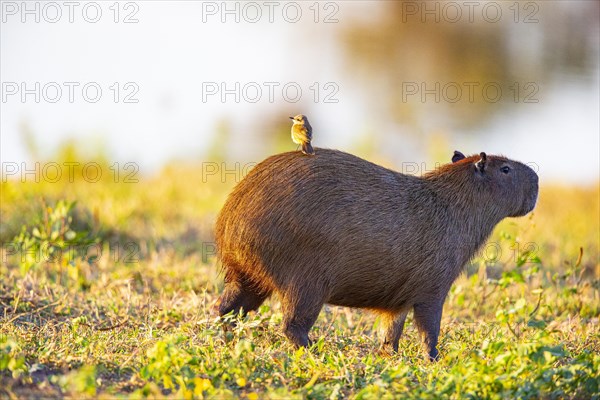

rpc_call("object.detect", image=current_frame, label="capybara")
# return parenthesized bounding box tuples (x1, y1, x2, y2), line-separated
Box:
(215, 149, 538, 360)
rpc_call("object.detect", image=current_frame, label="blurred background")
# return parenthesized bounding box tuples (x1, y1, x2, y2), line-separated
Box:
(2, 0, 599, 183)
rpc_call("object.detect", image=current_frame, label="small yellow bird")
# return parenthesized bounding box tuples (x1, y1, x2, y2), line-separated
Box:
(289, 114, 315, 156)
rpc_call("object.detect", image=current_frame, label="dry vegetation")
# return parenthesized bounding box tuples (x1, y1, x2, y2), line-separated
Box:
(1, 149, 598, 399)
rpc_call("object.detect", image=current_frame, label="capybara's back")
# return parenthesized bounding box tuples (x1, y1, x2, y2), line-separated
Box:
(216, 148, 538, 359)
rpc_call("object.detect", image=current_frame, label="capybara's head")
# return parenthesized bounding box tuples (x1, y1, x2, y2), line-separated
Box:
(452, 151, 539, 218)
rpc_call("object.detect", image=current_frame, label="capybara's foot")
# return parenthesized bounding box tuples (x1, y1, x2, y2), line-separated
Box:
(378, 310, 408, 354)
(377, 345, 394, 357)
(284, 324, 311, 348)
(428, 348, 440, 362)
(413, 301, 443, 362)
(218, 281, 270, 318)
(281, 293, 324, 349)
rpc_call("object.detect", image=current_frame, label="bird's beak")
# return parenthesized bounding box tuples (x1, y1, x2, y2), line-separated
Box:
(289, 116, 294, 120)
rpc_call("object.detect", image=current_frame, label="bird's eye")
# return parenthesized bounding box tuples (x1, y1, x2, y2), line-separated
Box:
(501, 166, 510, 174)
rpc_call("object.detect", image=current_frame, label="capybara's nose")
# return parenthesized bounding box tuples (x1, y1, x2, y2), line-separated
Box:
(527, 165, 539, 189)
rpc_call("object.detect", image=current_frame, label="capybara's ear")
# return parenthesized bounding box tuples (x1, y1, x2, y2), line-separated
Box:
(475, 152, 487, 172)
(452, 151, 465, 163)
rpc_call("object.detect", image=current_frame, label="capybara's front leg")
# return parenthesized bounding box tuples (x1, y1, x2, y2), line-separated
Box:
(413, 299, 444, 361)
(379, 310, 408, 353)
(281, 290, 324, 348)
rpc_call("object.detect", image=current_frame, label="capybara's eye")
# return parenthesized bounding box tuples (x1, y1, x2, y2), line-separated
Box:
(501, 166, 510, 174)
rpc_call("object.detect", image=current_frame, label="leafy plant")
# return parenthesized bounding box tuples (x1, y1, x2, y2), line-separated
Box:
(9, 199, 98, 287)
(0, 336, 28, 379)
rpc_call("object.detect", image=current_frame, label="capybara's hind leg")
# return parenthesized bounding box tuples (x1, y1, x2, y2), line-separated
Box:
(218, 281, 270, 317)
(281, 290, 324, 347)
(413, 299, 444, 361)
(379, 310, 408, 353)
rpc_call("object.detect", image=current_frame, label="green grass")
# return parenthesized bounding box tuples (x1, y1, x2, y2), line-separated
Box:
(1, 159, 599, 399)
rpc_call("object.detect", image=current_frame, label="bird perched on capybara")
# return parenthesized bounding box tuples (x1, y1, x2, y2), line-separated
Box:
(290, 114, 315, 155)
(215, 148, 538, 360)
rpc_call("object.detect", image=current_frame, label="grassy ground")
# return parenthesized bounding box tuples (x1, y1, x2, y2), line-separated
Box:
(1, 156, 599, 399)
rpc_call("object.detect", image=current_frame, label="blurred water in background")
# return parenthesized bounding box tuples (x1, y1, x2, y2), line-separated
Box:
(1, 1, 598, 184)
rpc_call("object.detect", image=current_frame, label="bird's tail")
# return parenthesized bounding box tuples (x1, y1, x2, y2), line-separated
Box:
(302, 142, 315, 156)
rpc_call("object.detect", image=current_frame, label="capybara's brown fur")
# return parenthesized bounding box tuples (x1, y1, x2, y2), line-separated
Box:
(215, 148, 538, 359)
